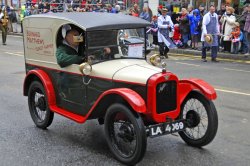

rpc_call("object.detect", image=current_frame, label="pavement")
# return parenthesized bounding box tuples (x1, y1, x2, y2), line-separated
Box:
(0, 34, 250, 166)
(168, 46, 250, 61)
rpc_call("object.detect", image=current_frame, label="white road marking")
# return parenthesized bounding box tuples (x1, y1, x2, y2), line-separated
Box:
(224, 68, 250, 73)
(215, 88, 250, 96)
(176, 62, 200, 67)
(5, 52, 23, 57)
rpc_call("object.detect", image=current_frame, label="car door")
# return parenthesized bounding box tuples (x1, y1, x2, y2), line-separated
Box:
(55, 66, 88, 116)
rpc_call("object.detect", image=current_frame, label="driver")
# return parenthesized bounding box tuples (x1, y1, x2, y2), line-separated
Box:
(56, 29, 85, 68)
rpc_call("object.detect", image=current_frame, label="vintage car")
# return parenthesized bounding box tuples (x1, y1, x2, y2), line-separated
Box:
(23, 13, 218, 165)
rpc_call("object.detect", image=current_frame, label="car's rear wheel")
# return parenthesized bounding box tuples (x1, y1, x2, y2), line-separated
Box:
(179, 92, 218, 147)
(28, 81, 54, 129)
(104, 103, 147, 165)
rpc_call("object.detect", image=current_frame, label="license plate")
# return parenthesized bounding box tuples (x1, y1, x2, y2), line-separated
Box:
(146, 120, 186, 138)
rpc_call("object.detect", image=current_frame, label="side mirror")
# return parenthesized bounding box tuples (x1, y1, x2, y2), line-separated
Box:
(149, 54, 161, 66)
(79, 63, 92, 75)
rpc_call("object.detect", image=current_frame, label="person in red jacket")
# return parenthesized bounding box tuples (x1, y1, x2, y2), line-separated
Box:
(173, 24, 183, 47)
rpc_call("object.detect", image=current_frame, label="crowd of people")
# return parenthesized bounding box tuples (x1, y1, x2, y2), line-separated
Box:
(146, 3, 250, 60)
(1, 0, 250, 59)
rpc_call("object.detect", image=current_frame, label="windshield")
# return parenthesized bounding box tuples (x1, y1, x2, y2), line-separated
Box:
(86, 28, 145, 64)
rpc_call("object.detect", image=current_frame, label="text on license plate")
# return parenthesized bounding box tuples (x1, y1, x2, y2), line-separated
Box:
(147, 120, 185, 137)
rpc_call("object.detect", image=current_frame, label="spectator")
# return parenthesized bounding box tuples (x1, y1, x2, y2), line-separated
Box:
(0, 7, 8, 45)
(139, 7, 150, 22)
(217, 4, 226, 19)
(198, 5, 206, 43)
(107, 4, 117, 13)
(158, 8, 176, 58)
(171, 11, 180, 24)
(243, 4, 250, 57)
(201, 5, 220, 62)
(129, 8, 139, 17)
(233, 3, 239, 15)
(50, 0, 59, 8)
(44, 2, 50, 11)
(231, 22, 242, 54)
(38, 1, 44, 13)
(188, 5, 194, 15)
(199, 4, 207, 17)
(81, 0, 86, 8)
(173, 24, 183, 47)
(115, 5, 120, 13)
(220, 7, 236, 53)
(31, 4, 39, 15)
(72, 0, 80, 9)
(150, 15, 158, 46)
(133, 3, 140, 17)
(238, 4, 249, 54)
(20, 5, 26, 33)
(218, 4, 226, 50)
(177, 8, 190, 48)
(189, 9, 201, 49)
(9, 7, 18, 33)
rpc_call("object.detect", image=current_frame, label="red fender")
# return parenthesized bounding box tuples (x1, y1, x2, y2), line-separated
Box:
(97, 88, 147, 113)
(179, 78, 217, 104)
(23, 69, 56, 106)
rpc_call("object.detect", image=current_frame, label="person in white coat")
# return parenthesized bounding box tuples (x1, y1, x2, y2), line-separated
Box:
(201, 5, 220, 62)
(220, 7, 236, 52)
(158, 8, 176, 58)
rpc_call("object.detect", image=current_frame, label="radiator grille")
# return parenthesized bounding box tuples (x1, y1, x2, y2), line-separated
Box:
(156, 81, 177, 114)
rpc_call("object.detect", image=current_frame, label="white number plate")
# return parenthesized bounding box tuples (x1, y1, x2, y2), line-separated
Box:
(146, 120, 186, 138)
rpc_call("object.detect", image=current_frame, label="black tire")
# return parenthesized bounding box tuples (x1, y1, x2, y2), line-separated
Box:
(28, 81, 54, 129)
(104, 103, 147, 165)
(179, 92, 218, 147)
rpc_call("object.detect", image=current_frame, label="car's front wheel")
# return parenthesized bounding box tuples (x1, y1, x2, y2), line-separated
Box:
(28, 81, 54, 129)
(104, 103, 147, 165)
(179, 92, 218, 147)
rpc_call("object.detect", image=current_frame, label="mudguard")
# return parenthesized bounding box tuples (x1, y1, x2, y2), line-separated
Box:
(96, 88, 147, 113)
(23, 69, 56, 106)
(179, 78, 217, 105)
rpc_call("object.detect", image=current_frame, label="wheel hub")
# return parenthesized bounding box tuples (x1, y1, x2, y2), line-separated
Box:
(37, 97, 46, 111)
(186, 110, 200, 128)
(117, 122, 134, 143)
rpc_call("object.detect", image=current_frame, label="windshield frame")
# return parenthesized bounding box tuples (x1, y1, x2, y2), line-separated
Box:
(85, 27, 147, 64)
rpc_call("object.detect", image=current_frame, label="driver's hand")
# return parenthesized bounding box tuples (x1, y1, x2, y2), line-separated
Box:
(88, 55, 95, 64)
(104, 47, 111, 54)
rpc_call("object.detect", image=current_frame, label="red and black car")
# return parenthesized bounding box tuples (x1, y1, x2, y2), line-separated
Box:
(23, 13, 218, 165)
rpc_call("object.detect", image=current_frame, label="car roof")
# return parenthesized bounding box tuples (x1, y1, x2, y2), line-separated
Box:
(27, 12, 151, 31)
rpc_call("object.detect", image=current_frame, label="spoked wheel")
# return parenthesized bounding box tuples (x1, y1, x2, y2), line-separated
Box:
(28, 81, 54, 129)
(179, 92, 218, 147)
(104, 103, 147, 165)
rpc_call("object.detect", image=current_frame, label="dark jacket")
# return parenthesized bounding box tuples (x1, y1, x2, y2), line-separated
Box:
(9, 11, 17, 23)
(179, 14, 190, 34)
(56, 44, 84, 68)
(238, 11, 248, 30)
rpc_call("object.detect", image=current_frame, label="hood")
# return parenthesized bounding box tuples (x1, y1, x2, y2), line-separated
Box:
(193, 9, 200, 16)
(90, 59, 162, 85)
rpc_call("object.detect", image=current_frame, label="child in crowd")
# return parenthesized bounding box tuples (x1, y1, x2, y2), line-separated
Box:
(189, 9, 201, 49)
(150, 15, 158, 46)
(173, 24, 183, 48)
(231, 22, 243, 54)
